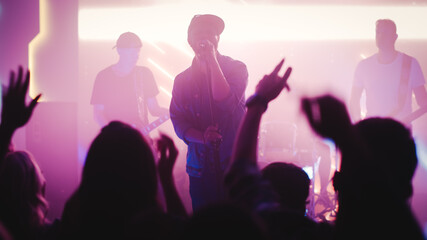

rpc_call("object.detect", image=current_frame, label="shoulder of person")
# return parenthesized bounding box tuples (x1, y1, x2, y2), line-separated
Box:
(356, 53, 377, 70)
(134, 65, 154, 76)
(96, 65, 115, 79)
(173, 67, 192, 84)
(219, 55, 247, 68)
(400, 52, 420, 65)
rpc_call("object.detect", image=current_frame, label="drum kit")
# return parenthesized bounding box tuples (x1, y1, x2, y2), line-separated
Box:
(258, 121, 338, 221)
(258, 121, 316, 169)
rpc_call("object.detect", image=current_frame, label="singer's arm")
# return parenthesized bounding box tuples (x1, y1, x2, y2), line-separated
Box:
(199, 39, 230, 101)
(207, 53, 230, 101)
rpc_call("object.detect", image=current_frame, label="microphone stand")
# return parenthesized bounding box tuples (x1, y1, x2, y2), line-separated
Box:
(205, 62, 224, 201)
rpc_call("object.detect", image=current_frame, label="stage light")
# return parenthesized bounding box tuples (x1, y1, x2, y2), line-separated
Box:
(147, 58, 174, 81)
(169, 43, 194, 58)
(28, 0, 49, 100)
(159, 86, 172, 98)
(146, 40, 166, 54)
(78, 3, 427, 42)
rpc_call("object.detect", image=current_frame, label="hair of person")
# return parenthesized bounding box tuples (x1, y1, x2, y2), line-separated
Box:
(0, 150, 48, 237)
(261, 162, 310, 214)
(78, 121, 158, 227)
(355, 117, 417, 200)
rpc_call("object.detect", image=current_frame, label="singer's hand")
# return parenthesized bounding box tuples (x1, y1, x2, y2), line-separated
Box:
(203, 124, 222, 148)
(197, 39, 216, 64)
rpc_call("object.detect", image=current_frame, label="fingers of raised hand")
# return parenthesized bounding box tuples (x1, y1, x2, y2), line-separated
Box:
(271, 59, 285, 77)
(282, 67, 292, 91)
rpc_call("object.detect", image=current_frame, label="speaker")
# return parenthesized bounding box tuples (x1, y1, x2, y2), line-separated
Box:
(26, 102, 79, 221)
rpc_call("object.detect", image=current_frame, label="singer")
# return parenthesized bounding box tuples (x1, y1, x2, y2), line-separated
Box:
(170, 14, 248, 211)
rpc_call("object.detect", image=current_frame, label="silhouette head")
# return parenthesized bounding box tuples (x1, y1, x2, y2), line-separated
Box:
(355, 118, 417, 200)
(376, 19, 397, 51)
(79, 121, 158, 225)
(114, 32, 142, 66)
(261, 162, 310, 215)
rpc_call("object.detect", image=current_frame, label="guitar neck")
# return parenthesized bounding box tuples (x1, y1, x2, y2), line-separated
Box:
(402, 106, 427, 125)
(141, 114, 170, 135)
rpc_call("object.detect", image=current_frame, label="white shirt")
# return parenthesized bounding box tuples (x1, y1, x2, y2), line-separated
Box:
(353, 52, 425, 120)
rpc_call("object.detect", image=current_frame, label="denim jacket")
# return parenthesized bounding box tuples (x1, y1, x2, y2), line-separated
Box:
(170, 54, 248, 177)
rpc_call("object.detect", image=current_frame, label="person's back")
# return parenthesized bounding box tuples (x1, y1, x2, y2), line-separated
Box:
(342, 118, 423, 239)
(60, 121, 160, 239)
(301, 94, 424, 239)
(179, 202, 268, 240)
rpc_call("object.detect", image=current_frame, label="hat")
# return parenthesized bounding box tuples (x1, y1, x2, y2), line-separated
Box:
(113, 32, 142, 49)
(188, 14, 225, 37)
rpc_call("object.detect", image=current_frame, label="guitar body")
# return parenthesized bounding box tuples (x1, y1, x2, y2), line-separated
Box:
(140, 114, 170, 136)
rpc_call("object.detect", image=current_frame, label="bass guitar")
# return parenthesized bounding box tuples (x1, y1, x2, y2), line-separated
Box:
(140, 114, 170, 136)
(401, 105, 427, 125)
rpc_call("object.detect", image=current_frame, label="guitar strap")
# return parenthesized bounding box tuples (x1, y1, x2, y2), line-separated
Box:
(133, 68, 148, 126)
(389, 53, 412, 117)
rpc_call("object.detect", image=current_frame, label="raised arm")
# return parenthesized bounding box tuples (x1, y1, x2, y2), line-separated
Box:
(0, 67, 41, 161)
(230, 59, 292, 168)
(301, 95, 365, 175)
(225, 59, 292, 210)
(156, 133, 187, 218)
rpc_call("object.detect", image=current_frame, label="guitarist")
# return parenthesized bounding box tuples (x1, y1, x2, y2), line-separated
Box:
(350, 19, 427, 125)
(91, 32, 168, 132)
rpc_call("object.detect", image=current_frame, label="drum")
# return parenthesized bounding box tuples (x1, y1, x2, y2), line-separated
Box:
(258, 121, 298, 164)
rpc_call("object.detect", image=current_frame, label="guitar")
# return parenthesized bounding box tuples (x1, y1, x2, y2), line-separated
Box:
(140, 114, 170, 136)
(401, 105, 427, 125)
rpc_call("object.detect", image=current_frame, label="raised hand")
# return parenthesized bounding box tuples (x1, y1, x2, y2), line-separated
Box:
(1, 66, 41, 130)
(156, 133, 187, 217)
(301, 95, 352, 143)
(157, 133, 179, 179)
(255, 58, 292, 103)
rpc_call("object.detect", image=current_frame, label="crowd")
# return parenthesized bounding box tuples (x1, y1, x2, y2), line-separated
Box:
(1, 11, 426, 240)
(0, 59, 425, 240)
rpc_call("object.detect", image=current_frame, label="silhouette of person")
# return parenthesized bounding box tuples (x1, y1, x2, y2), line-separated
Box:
(350, 19, 427, 124)
(90, 32, 168, 133)
(178, 202, 268, 240)
(261, 162, 310, 216)
(0, 151, 52, 240)
(0, 67, 59, 240)
(302, 94, 425, 240)
(60, 121, 166, 239)
(170, 14, 248, 211)
(225, 60, 333, 240)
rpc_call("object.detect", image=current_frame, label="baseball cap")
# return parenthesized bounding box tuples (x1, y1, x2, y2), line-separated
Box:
(113, 32, 142, 49)
(187, 14, 225, 37)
